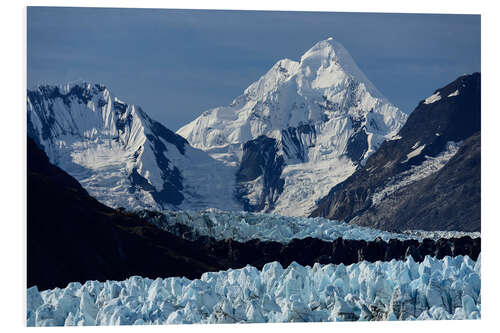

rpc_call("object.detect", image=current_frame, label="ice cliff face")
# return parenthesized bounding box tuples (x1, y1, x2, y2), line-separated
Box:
(27, 81, 242, 212)
(177, 38, 407, 215)
(27, 255, 481, 326)
(141, 209, 480, 244)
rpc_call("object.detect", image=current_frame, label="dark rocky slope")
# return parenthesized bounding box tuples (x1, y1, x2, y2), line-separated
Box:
(28, 136, 223, 290)
(27, 82, 197, 209)
(311, 73, 481, 232)
(236, 136, 285, 211)
(28, 137, 480, 291)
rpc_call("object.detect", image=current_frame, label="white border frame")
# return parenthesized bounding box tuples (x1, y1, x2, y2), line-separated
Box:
(2, 1, 498, 332)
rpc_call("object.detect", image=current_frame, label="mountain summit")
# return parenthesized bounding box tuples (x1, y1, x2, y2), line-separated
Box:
(27, 39, 407, 216)
(177, 38, 407, 215)
(178, 38, 403, 153)
(27, 81, 241, 212)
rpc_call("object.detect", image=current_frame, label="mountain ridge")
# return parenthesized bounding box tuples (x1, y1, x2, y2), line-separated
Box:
(27, 81, 242, 212)
(310, 73, 481, 232)
(177, 38, 408, 215)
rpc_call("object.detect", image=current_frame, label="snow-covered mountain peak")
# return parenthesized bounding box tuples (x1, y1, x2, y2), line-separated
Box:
(176, 39, 407, 216)
(242, 58, 299, 101)
(28, 82, 158, 157)
(300, 38, 353, 67)
(299, 38, 385, 100)
(178, 38, 404, 153)
(27, 82, 242, 212)
(27, 39, 408, 217)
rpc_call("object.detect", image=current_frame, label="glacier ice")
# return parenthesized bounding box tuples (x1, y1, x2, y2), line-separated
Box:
(141, 209, 480, 244)
(27, 255, 481, 326)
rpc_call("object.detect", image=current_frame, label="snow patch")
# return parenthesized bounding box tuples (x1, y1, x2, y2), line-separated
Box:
(424, 92, 441, 104)
(448, 90, 459, 97)
(374, 142, 461, 206)
(402, 144, 426, 163)
(389, 135, 402, 141)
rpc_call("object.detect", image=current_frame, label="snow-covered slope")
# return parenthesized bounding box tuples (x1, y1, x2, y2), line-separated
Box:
(27, 255, 481, 325)
(177, 38, 407, 215)
(142, 209, 480, 244)
(27, 81, 241, 212)
(371, 141, 462, 207)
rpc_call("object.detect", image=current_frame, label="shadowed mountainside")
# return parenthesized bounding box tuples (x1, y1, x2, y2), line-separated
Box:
(28, 137, 480, 291)
(311, 73, 481, 232)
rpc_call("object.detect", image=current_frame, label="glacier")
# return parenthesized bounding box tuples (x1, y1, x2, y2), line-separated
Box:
(140, 209, 480, 244)
(27, 255, 481, 326)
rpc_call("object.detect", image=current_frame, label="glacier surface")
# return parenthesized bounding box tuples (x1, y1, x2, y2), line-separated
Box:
(27, 255, 481, 326)
(141, 209, 480, 244)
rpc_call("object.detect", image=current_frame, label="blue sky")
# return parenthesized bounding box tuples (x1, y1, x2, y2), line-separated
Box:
(27, 7, 480, 131)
